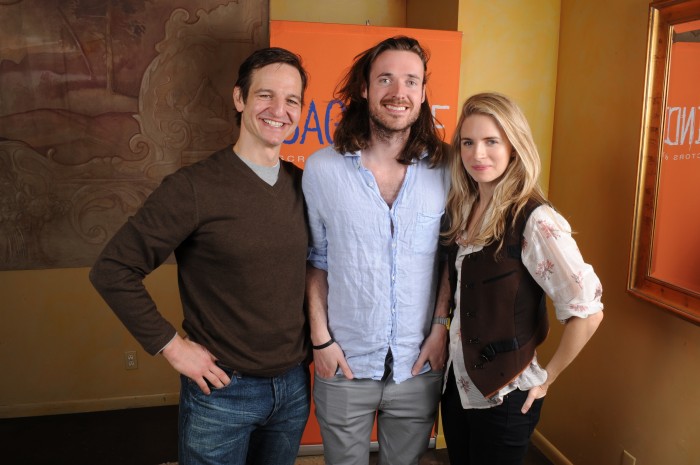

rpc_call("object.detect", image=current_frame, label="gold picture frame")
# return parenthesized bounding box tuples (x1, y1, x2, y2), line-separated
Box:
(629, 0, 700, 324)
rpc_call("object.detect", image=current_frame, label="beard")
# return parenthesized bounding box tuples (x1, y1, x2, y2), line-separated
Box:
(368, 99, 421, 141)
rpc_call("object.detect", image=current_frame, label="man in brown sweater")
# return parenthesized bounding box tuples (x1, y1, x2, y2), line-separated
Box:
(90, 48, 310, 465)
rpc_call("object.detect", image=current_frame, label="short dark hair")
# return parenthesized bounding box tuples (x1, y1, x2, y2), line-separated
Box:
(234, 47, 309, 126)
(332, 36, 445, 166)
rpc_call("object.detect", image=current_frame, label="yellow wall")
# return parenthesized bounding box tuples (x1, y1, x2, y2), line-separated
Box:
(456, 0, 560, 194)
(407, 0, 459, 31)
(538, 0, 700, 463)
(0, 267, 182, 417)
(271, 0, 405, 26)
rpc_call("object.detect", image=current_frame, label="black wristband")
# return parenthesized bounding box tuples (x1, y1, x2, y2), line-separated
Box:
(312, 337, 335, 350)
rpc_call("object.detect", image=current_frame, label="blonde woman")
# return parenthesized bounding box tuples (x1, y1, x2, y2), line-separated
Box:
(440, 92, 604, 464)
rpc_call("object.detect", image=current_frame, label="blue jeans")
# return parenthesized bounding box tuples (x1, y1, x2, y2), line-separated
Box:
(179, 364, 310, 465)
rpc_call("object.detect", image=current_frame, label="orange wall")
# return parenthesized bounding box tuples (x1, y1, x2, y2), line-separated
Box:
(539, 0, 700, 463)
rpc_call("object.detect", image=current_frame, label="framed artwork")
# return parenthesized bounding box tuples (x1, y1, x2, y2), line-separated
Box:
(629, 0, 700, 324)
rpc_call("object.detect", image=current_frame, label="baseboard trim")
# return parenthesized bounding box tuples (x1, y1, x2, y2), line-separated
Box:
(0, 393, 180, 418)
(531, 429, 573, 465)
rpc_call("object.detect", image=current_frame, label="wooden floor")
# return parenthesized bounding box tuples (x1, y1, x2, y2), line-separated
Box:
(2, 406, 180, 465)
(296, 445, 552, 465)
(1, 405, 552, 465)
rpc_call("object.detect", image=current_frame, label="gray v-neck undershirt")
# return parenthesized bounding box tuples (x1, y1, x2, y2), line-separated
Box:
(236, 153, 280, 186)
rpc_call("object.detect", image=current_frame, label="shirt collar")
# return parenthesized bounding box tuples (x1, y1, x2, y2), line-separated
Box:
(341, 149, 429, 162)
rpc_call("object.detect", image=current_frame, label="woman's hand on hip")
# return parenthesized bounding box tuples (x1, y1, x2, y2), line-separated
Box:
(521, 383, 548, 414)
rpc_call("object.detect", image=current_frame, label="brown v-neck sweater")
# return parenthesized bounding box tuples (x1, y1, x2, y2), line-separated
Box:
(90, 146, 309, 376)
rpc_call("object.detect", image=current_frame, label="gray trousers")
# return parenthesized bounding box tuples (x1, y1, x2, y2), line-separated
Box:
(313, 370, 442, 465)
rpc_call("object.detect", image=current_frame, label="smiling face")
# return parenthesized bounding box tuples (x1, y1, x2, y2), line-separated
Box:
(459, 113, 514, 197)
(362, 50, 425, 138)
(233, 62, 303, 153)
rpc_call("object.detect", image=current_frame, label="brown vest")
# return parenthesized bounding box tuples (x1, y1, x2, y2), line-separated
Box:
(447, 200, 549, 398)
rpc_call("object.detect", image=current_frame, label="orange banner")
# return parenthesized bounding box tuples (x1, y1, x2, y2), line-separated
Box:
(271, 20, 462, 169)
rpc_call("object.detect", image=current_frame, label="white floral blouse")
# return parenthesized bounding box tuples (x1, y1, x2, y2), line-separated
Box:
(446, 204, 604, 409)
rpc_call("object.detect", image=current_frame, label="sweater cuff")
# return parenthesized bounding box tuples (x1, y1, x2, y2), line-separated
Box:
(157, 332, 178, 354)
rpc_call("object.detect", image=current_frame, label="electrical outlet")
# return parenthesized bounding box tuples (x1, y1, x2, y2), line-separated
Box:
(621, 450, 636, 465)
(124, 350, 138, 370)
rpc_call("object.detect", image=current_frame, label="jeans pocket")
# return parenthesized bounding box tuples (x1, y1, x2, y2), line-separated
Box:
(187, 365, 239, 393)
(212, 366, 240, 391)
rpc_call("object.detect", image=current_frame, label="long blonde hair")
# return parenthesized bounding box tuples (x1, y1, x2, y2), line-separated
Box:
(443, 92, 547, 248)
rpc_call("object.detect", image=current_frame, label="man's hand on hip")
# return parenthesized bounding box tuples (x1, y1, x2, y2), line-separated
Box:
(161, 334, 230, 395)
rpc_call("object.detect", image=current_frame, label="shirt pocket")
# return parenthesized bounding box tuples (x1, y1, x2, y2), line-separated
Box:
(411, 210, 443, 254)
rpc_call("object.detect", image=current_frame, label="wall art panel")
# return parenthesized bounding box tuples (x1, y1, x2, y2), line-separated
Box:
(0, 0, 268, 270)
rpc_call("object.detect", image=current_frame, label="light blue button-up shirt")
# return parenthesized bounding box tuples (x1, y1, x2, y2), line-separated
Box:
(303, 146, 450, 383)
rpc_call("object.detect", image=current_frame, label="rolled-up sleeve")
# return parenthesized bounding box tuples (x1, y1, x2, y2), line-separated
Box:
(521, 205, 604, 323)
(302, 157, 328, 271)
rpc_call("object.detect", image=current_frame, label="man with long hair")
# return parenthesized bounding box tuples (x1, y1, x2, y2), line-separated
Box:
(303, 36, 451, 465)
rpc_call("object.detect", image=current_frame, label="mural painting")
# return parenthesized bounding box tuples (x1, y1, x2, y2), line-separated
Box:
(0, 0, 267, 270)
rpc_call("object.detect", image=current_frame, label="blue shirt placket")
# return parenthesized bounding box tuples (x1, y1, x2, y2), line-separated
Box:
(388, 164, 413, 371)
(356, 155, 414, 371)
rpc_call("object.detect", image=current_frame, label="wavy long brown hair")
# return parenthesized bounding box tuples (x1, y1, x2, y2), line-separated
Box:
(444, 92, 548, 248)
(332, 36, 445, 166)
